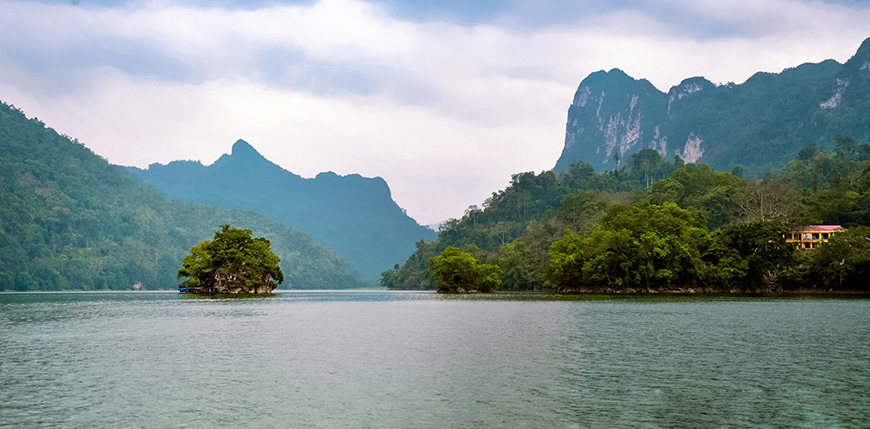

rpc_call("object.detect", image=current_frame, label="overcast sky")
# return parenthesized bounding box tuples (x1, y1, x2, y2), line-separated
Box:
(1, 0, 869, 225)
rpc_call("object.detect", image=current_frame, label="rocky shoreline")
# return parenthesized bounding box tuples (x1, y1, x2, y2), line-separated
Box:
(555, 286, 870, 295)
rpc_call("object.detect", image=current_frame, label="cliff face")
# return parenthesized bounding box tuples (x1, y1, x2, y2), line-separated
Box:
(181, 268, 277, 294)
(558, 69, 668, 172)
(128, 140, 436, 280)
(554, 37, 870, 174)
(214, 268, 276, 294)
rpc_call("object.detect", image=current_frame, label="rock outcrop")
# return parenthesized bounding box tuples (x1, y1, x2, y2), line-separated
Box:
(554, 37, 870, 174)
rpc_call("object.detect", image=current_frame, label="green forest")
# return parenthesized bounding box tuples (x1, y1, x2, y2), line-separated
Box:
(382, 137, 870, 292)
(4, 94, 870, 293)
(0, 102, 369, 291)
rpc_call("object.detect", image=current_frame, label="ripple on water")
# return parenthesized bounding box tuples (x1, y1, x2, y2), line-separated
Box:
(0, 291, 868, 428)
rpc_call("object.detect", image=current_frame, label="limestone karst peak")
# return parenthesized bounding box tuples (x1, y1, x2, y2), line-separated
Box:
(230, 139, 265, 160)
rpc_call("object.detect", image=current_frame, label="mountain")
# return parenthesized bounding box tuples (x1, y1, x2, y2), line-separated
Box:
(127, 142, 436, 280)
(0, 101, 368, 291)
(554, 37, 870, 174)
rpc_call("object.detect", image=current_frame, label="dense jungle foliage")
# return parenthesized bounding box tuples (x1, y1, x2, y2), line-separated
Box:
(428, 246, 502, 293)
(0, 102, 368, 291)
(178, 224, 284, 291)
(384, 137, 870, 292)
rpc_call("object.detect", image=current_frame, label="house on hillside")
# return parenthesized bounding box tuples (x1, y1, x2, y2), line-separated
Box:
(785, 225, 843, 249)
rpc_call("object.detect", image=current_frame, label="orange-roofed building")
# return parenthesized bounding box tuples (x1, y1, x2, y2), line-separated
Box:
(785, 225, 843, 249)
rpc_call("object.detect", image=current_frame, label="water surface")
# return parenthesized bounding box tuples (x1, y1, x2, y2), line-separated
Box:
(1, 291, 868, 428)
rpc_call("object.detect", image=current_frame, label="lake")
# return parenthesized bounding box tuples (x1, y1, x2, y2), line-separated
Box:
(1, 291, 868, 428)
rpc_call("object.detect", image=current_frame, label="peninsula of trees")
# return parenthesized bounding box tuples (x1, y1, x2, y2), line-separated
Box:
(384, 137, 870, 293)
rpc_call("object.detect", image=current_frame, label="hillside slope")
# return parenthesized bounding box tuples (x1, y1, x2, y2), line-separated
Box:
(0, 102, 368, 290)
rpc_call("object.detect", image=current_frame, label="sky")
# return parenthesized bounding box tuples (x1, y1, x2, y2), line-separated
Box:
(1, 0, 869, 225)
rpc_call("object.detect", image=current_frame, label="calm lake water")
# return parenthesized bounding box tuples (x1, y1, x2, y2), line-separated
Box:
(1, 291, 868, 428)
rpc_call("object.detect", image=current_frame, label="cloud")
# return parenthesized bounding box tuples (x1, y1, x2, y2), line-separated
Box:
(1, 0, 870, 225)
(0, 68, 566, 226)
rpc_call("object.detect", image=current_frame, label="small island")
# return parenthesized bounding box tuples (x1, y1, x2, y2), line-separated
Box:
(178, 224, 284, 294)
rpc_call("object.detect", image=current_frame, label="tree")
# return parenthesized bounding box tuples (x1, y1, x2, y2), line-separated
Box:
(558, 191, 610, 233)
(429, 246, 502, 293)
(547, 228, 587, 289)
(648, 178, 684, 205)
(797, 144, 818, 161)
(178, 225, 284, 294)
(794, 226, 870, 291)
(497, 240, 547, 291)
(628, 149, 671, 188)
(548, 203, 708, 291)
(731, 180, 803, 226)
(703, 221, 793, 290)
(834, 135, 858, 160)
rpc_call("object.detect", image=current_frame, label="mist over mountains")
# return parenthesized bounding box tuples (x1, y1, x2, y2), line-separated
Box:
(127, 140, 436, 280)
(555, 37, 870, 174)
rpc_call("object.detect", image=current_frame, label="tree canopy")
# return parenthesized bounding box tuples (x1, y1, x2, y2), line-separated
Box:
(385, 134, 870, 293)
(548, 203, 707, 291)
(178, 225, 284, 294)
(429, 246, 502, 293)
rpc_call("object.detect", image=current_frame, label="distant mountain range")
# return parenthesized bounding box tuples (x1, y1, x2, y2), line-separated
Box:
(554, 37, 870, 174)
(127, 141, 436, 280)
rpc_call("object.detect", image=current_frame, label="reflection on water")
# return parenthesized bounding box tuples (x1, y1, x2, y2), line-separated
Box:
(1, 291, 868, 428)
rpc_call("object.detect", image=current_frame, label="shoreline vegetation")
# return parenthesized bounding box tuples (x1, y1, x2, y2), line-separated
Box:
(556, 287, 870, 295)
(4, 102, 870, 295)
(3, 289, 870, 298)
(385, 138, 870, 295)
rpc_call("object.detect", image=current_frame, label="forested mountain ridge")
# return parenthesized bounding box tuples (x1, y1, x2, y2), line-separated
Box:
(383, 134, 870, 292)
(554, 37, 870, 174)
(127, 140, 436, 280)
(0, 102, 368, 290)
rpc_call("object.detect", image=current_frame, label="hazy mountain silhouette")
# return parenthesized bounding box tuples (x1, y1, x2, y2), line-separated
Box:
(127, 140, 436, 280)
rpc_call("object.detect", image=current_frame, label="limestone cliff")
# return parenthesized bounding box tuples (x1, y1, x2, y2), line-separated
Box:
(554, 37, 870, 174)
